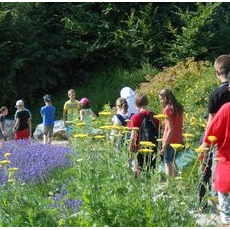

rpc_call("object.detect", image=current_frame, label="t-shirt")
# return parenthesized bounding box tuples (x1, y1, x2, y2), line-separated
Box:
(112, 112, 130, 126)
(63, 100, 80, 121)
(203, 102, 230, 193)
(208, 81, 230, 114)
(162, 105, 183, 144)
(15, 109, 31, 131)
(40, 105, 56, 126)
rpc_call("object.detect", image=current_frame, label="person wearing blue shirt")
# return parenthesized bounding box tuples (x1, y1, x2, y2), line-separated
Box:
(40, 94, 56, 144)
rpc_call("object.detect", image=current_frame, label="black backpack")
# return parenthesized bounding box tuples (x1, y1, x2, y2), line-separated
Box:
(116, 114, 127, 126)
(139, 112, 158, 145)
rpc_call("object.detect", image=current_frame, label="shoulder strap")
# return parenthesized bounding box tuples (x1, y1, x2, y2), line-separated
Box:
(116, 114, 126, 126)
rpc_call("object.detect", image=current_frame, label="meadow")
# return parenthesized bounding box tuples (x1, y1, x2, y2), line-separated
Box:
(0, 59, 219, 227)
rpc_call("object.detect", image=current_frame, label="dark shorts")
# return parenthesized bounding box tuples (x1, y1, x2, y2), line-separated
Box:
(44, 125, 54, 137)
(163, 145, 175, 163)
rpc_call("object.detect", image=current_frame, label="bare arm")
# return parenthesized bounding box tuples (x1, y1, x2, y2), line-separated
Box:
(205, 113, 216, 133)
(80, 109, 85, 122)
(161, 117, 173, 155)
(28, 117, 32, 137)
(129, 130, 138, 152)
(13, 118, 20, 132)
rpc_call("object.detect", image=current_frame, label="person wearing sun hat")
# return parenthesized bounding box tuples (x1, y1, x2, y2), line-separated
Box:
(13, 99, 32, 140)
(40, 94, 56, 144)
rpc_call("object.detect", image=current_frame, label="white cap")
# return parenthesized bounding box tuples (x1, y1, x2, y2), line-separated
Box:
(15, 100, 24, 107)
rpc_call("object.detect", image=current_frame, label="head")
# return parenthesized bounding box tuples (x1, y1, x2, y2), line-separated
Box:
(120, 87, 135, 99)
(0, 106, 8, 116)
(80, 98, 90, 109)
(158, 89, 183, 116)
(68, 89, 76, 101)
(214, 55, 230, 80)
(15, 100, 25, 110)
(116, 97, 128, 113)
(135, 94, 148, 110)
(43, 94, 52, 104)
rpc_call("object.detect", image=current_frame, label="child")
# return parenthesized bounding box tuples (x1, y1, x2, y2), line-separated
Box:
(63, 89, 81, 139)
(112, 98, 129, 126)
(200, 102, 230, 226)
(0, 106, 8, 144)
(13, 100, 32, 140)
(40, 94, 56, 144)
(129, 94, 159, 175)
(79, 98, 97, 133)
(158, 89, 183, 177)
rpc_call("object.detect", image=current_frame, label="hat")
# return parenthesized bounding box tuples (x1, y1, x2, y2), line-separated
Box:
(80, 98, 89, 106)
(43, 94, 52, 102)
(15, 100, 24, 107)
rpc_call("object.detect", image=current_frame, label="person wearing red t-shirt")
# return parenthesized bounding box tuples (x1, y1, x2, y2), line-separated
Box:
(200, 102, 230, 226)
(128, 94, 159, 175)
(158, 89, 183, 177)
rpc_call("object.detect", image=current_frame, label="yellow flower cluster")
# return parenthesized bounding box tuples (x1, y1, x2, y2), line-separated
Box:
(74, 134, 88, 138)
(170, 143, 184, 150)
(154, 114, 168, 120)
(98, 111, 112, 116)
(140, 141, 156, 147)
(138, 149, 153, 154)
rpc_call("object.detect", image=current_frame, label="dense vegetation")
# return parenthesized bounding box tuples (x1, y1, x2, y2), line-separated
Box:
(0, 2, 229, 126)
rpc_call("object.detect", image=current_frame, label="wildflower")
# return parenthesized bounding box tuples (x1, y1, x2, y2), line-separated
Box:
(138, 149, 153, 154)
(4, 153, 11, 158)
(190, 116, 196, 126)
(140, 141, 156, 147)
(207, 135, 217, 142)
(76, 122, 86, 127)
(93, 135, 105, 139)
(112, 125, 124, 130)
(170, 143, 184, 150)
(98, 111, 112, 116)
(121, 130, 130, 134)
(154, 114, 168, 120)
(8, 179, 16, 183)
(182, 133, 194, 138)
(74, 134, 88, 138)
(8, 167, 19, 172)
(208, 196, 218, 204)
(195, 147, 208, 154)
(100, 125, 113, 130)
(0, 160, 11, 165)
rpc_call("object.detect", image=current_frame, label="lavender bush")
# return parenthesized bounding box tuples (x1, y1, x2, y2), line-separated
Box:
(0, 139, 73, 184)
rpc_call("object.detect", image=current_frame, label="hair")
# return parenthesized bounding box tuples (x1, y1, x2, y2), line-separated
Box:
(0, 106, 8, 114)
(68, 89, 75, 95)
(214, 55, 230, 78)
(116, 97, 128, 112)
(159, 89, 183, 116)
(81, 104, 90, 109)
(135, 94, 148, 108)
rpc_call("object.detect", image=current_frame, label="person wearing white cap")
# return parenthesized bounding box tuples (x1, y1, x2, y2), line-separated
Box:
(13, 99, 32, 140)
(120, 87, 138, 118)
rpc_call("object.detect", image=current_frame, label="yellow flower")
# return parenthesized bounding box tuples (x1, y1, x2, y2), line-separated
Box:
(138, 149, 153, 154)
(207, 135, 217, 142)
(8, 167, 19, 172)
(121, 130, 131, 134)
(182, 133, 194, 138)
(194, 147, 208, 154)
(140, 141, 156, 147)
(93, 135, 105, 139)
(77, 158, 84, 162)
(154, 114, 168, 120)
(123, 127, 131, 131)
(98, 111, 112, 116)
(74, 134, 88, 138)
(100, 125, 114, 130)
(170, 143, 184, 150)
(4, 153, 11, 158)
(112, 125, 124, 130)
(76, 122, 86, 127)
(0, 160, 11, 165)
(8, 179, 16, 183)
(208, 196, 218, 204)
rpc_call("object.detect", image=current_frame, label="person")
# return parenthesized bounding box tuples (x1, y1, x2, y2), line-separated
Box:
(129, 94, 159, 175)
(79, 98, 97, 133)
(111, 98, 129, 126)
(40, 94, 56, 144)
(0, 106, 8, 144)
(158, 89, 183, 177)
(199, 55, 230, 206)
(120, 87, 138, 118)
(13, 100, 32, 140)
(63, 89, 81, 139)
(200, 102, 230, 227)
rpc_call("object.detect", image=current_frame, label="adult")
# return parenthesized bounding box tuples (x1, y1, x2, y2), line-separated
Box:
(0, 106, 8, 144)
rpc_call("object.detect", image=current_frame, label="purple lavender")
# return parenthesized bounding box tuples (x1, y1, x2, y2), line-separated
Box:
(0, 139, 73, 184)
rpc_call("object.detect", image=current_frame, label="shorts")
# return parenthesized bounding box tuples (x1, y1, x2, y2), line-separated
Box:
(218, 192, 230, 224)
(163, 145, 175, 163)
(15, 129, 30, 140)
(44, 125, 54, 137)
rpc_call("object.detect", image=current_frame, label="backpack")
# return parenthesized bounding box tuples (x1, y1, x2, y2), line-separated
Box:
(116, 114, 127, 126)
(139, 112, 158, 145)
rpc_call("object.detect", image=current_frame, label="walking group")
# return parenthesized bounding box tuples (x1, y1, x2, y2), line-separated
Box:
(0, 54, 230, 226)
